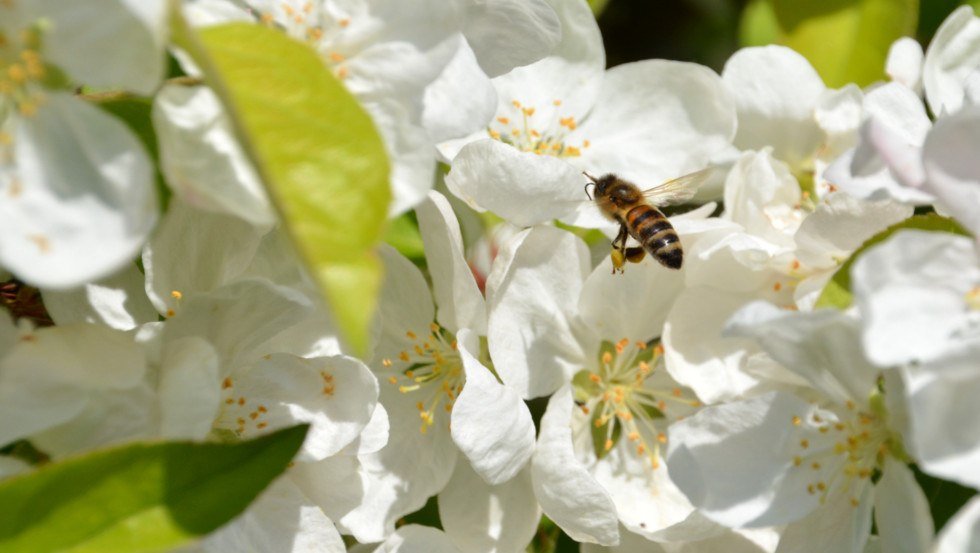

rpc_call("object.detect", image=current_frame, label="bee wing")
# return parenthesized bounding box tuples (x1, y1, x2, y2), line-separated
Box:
(642, 168, 713, 207)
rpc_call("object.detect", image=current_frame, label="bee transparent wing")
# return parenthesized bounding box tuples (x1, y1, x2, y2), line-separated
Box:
(642, 168, 713, 207)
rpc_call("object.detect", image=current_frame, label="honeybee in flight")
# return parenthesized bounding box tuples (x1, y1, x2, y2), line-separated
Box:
(584, 169, 711, 273)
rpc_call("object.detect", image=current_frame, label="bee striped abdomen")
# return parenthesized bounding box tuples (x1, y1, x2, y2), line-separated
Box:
(625, 205, 683, 269)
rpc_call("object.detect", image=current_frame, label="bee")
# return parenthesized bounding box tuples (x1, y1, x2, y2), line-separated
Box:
(584, 169, 710, 273)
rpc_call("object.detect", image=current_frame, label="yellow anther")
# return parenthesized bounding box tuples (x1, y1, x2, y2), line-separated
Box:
(657, 433, 667, 444)
(522, 107, 535, 116)
(589, 373, 601, 383)
(601, 351, 613, 365)
(336, 66, 349, 79)
(792, 415, 802, 426)
(793, 456, 802, 466)
(338, 18, 350, 27)
(800, 439, 809, 449)
(165, 309, 176, 318)
(553, 99, 562, 106)
(222, 377, 233, 389)
(488, 129, 501, 139)
(329, 52, 345, 62)
(811, 462, 821, 470)
(604, 438, 614, 451)
(497, 116, 509, 125)
(511, 99, 521, 108)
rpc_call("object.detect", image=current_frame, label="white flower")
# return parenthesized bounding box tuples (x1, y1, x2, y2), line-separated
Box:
(320, 191, 537, 547)
(850, 230, 980, 489)
(921, 106, 980, 240)
(444, 0, 736, 229)
(0, 1, 161, 288)
(667, 302, 933, 553)
(885, 37, 924, 94)
(171, 0, 559, 218)
(923, 5, 980, 117)
(488, 223, 733, 545)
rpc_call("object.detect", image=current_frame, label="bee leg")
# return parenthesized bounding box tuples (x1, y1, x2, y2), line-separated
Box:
(624, 247, 646, 264)
(611, 224, 629, 274)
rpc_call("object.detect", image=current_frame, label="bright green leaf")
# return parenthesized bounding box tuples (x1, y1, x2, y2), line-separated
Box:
(0, 425, 308, 553)
(172, 17, 391, 356)
(739, 0, 781, 46)
(748, 0, 918, 87)
(384, 213, 425, 262)
(814, 213, 970, 309)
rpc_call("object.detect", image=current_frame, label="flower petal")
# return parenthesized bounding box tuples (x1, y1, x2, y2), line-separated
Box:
(445, 139, 584, 227)
(532, 386, 620, 546)
(450, 329, 535, 485)
(851, 230, 980, 366)
(721, 46, 825, 168)
(375, 524, 461, 553)
(42, 262, 158, 330)
(416, 191, 487, 334)
(934, 496, 980, 553)
(665, 392, 824, 528)
(873, 457, 934, 553)
(886, 37, 924, 93)
(901, 343, 980, 489)
(152, 85, 275, 228)
(158, 336, 220, 440)
(461, 0, 561, 78)
(1, 93, 156, 289)
(922, 106, 980, 238)
(422, 40, 497, 145)
(438, 461, 540, 553)
(923, 5, 980, 116)
(486, 226, 591, 399)
(575, 60, 736, 185)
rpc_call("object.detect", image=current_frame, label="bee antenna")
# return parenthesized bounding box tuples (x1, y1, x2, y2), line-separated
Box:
(583, 172, 597, 200)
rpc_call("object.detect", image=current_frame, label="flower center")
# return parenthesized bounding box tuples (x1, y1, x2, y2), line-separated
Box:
(573, 338, 699, 470)
(255, 2, 352, 80)
(0, 18, 48, 118)
(384, 323, 464, 434)
(487, 99, 590, 158)
(788, 397, 896, 508)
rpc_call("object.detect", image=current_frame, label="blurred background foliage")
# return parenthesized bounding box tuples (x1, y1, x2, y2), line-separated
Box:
(592, 0, 978, 86)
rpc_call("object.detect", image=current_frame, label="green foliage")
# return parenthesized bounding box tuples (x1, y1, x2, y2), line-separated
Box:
(815, 213, 971, 308)
(384, 212, 426, 263)
(739, 0, 919, 87)
(172, 16, 391, 357)
(0, 425, 308, 553)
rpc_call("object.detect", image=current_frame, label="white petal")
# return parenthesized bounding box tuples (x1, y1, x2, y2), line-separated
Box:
(772, 483, 873, 553)
(450, 329, 535, 485)
(141, 202, 264, 315)
(162, 278, 313, 366)
(423, 40, 497, 145)
(342, 402, 390, 456)
(794, 192, 912, 270)
(864, 82, 932, 148)
(0, 93, 156, 289)
(372, 245, 436, 367)
(725, 302, 879, 405)
(445, 139, 583, 227)
(886, 37, 924, 92)
(31, 0, 165, 94)
(362, 98, 438, 217)
(924, 6, 980, 116)
(722, 46, 825, 168)
(574, 60, 736, 185)
(439, 462, 540, 553)
(416, 191, 486, 334)
(152, 85, 275, 228)
(666, 392, 825, 528)
(486, 226, 591, 399)
(230, 354, 379, 461)
(158, 336, 220, 440)
(532, 386, 620, 546)
(814, 84, 863, 144)
(375, 525, 461, 553)
(663, 288, 802, 405)
(723, 150, 801, 249)
(487, 0, 605, 124)
(902, 344, 980, 489)
(852, 230, 980, 366)
(42, 262, 158, 330)
(934, 497, 980, 553)
(579, 253, 685, 342)
(462, 0, 561, 77)
(922, 106, 980, 238)
(202, 476, 345, 553)
(874, 457, 934, 553)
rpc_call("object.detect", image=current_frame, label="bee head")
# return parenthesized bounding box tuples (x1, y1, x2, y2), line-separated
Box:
(583, 172, 616, 201)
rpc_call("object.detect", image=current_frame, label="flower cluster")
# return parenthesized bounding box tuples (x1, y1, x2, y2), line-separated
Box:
(1, 1, 978, 553)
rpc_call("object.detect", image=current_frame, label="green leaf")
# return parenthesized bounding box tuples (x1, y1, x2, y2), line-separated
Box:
(739, 0, 781, 46)
(815, 213, 971, 309)
(384, 212, 425, 262)
(746, 0, 918, 88)
(0, 425, 308, 553)
(172, 17, 391, 356)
